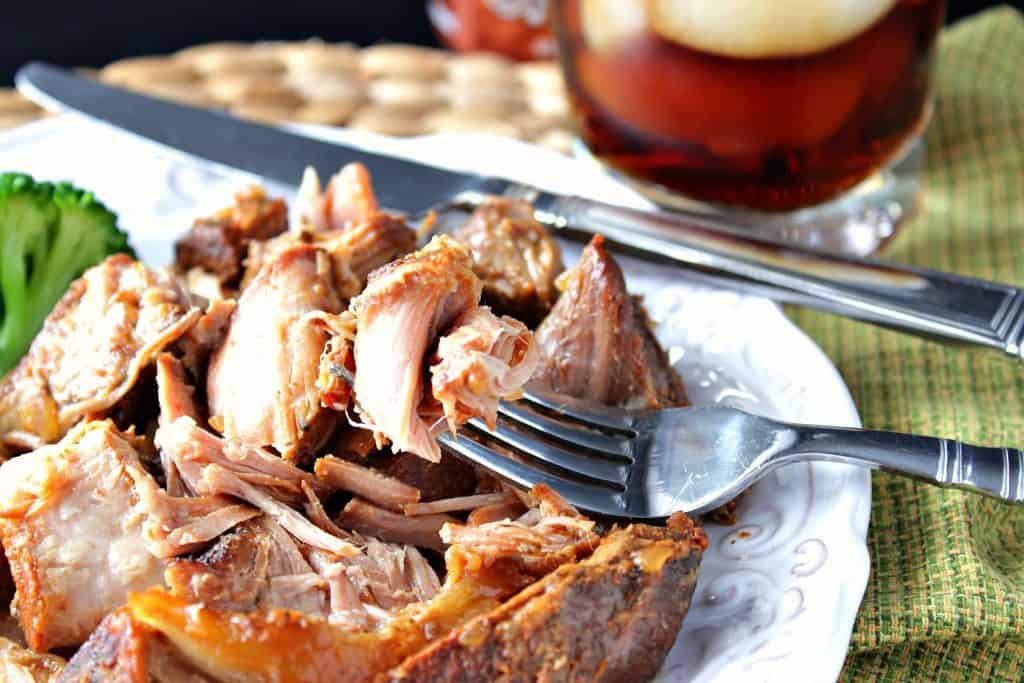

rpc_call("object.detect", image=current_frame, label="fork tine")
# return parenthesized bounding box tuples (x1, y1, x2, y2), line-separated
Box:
(497, 401, 633, 459)
(438, 432, 625, 515)
(467, 419, 629, 487)
(519, 390, 637, 434)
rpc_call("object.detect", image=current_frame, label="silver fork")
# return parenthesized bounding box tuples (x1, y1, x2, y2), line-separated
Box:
(439, 390, 1024, 520)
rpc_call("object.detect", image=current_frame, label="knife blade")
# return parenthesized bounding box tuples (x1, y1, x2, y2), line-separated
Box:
(15, 62, 1024, 359)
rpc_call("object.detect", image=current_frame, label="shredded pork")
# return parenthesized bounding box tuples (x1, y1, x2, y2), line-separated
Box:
(207, 245, 343, 463)
(349, 236, 537, 462)
(0, 255, 200, 445)
(0, 179, 705, 682)
(314, 455, 421, 511)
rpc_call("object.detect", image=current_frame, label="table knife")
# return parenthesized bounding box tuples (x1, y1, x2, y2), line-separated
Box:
(16, 62, 1024, 360)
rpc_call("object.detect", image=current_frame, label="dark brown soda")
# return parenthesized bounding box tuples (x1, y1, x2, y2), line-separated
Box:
(553, 0, 946, 211)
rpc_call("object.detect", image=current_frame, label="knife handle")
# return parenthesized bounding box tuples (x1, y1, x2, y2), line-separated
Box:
(462, 185, 1024, 360)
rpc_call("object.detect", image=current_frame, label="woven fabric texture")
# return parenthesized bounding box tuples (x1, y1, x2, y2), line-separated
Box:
(788, 7, 1024, 681)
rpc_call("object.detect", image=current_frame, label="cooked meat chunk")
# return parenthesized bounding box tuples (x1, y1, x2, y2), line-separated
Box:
(245, 213, 417, 300)
(0, 414, 266, 652)
(296, 163, 379, 232)
(350, 236, 537, 462)
(123, 498, 571, 683)
(430, 307, 538, 433)
(157, 415, 357, 558)
(0, 421, 167, 651)
(207, 244, 343, 463)
(454, 198, 564, 326)
(0, 254, 200, 445)
(165, 516, 332, 616)
(386, 514, 708, 683)
(533, 235, 688, 409)
(166, 510, 440, 629)
(374, 451, 478, 502)
(245, 164, 416, 299)
(338, 498, 455, 552)
(349, 236, 481, 461)
(440, 484, 601, 577)
(174, 185, 287, 285)
(314, 455, 421, 511)
(117, 490, 705, 683)
(0, 637, 65, 682)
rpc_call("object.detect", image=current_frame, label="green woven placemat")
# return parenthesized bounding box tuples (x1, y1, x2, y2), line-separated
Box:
(788, 6, 1024, 681)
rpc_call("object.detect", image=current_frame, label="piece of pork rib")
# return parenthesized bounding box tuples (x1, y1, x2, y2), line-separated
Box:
(0, 254, 200, 447)
(207, 244, 343, 463)
(349, 235, 538, 462)
(533, 235, 688, 409)
(174, 185, 288, 286)
(386, 513, 708, 683)
(453, 198, 564, 327)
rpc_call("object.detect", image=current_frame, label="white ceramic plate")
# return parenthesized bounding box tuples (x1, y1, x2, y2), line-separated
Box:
(0, 115, 871, 683)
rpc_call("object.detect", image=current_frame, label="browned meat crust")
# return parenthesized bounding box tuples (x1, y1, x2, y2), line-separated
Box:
(56, 608, 213, 683)
(174, 186, 287, 285)
(533, 235, 688, 409)
(164, 519, 272, 611)
(454, 198, 564, 327)
(385, 514, 707, 683)
(55, 608, 150, 683)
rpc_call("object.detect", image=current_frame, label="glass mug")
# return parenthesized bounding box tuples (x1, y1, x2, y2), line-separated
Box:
(552, 0, 947, 252)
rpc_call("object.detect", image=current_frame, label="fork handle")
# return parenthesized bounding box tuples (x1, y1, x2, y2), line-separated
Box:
(519, 192, 1024, 360)
(782, 427, 1024, 503)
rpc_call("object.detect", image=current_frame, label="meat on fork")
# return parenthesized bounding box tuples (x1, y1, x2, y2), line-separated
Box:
(533, 235, 688, 409)
(430, 306, 538, 433)
(0, 254, 200, 446)
(207, 244, 343, 463)
(174, 185, 288, 286)
(349, 236, 481, 462)
(349, 235, 538, 462)
(454, 197, 565, 326)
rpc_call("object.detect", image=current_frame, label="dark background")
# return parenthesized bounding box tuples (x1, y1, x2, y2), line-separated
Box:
(1, 0, 1019, 85)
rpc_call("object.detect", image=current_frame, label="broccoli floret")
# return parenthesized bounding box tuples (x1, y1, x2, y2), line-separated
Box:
(0, 172, 132, 374)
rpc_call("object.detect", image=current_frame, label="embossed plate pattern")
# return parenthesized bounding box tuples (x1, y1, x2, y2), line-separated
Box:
(0, 115, 870, 683)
